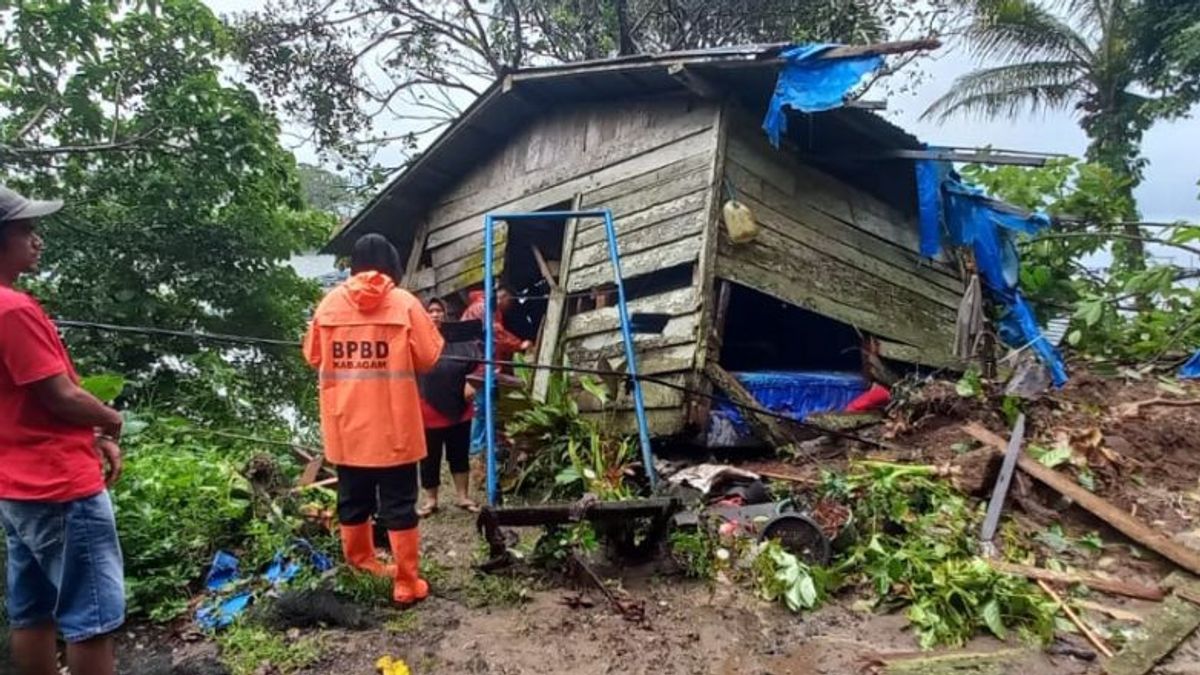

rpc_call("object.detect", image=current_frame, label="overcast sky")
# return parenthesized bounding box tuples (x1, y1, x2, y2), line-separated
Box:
(210, 0, 1199, 224)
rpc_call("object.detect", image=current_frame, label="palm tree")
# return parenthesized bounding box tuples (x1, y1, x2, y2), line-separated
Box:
(924, 0, 1178, 271)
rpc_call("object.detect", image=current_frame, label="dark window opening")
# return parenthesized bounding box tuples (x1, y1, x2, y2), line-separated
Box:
(497, 201, 572, 341)
(718, 282, 861, 372)
(567, 262, 696, 317)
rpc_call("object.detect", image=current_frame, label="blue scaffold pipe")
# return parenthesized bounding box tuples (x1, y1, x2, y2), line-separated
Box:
(603, 209, 658, 488)
(483, 214, 499, 507)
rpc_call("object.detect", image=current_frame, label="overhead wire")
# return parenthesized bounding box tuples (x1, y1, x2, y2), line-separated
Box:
(53, 318, 891, 449)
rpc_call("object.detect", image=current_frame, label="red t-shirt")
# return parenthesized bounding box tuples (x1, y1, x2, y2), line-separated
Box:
(0, 287, 103, 501)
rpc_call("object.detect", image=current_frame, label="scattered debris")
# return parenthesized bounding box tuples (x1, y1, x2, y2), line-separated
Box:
(988, 561, 1166, 601)
(666, 463, 761, 496)
(1113, 396, 1200, 420)
(568, 553, 646, 624)
(964, 422, 1200, 575)
(1074, 599, 1144, 624)
(1107, 575, 1200, 675)
(1036, 579, 1114, 659)
(978, 414, 1025, 556)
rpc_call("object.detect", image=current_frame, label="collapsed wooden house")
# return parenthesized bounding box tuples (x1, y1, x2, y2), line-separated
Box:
(329, 43, 972, 445)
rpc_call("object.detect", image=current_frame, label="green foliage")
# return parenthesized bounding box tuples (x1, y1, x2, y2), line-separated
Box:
(463, 573, 532, 609)
(668, 528, 717, 581)
(1, 0, 332, 431)
(80, 373, 127, 403)
(331, 568, 393, 607)
(955, 368, 985, 399)
(532, 522, 599, 570)
(962, 159, 1200, 364)
(1028, 444, 1073, 469)
(752, 540, 834, 613)
(833, 463, 1057, 649)
(115, 429, 254, 621)
(217, 621, 321, 675)
(506, 371, 638, 500)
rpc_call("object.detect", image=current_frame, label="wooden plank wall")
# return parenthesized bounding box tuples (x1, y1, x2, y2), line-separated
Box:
(404, 94, 722, 436)
(715, 113, 962, 367)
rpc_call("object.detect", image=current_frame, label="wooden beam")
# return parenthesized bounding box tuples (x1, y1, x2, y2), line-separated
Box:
(965, 423, 1200, 576)
(843, 99, 888, 111)
(988, 560, 1165, 602)
(821, 38, 942, 59)
(705, 363, 815, 455)
(667, 64, 722, 100)
(532, 197, 581, 401)
(530, 244, 558, 291)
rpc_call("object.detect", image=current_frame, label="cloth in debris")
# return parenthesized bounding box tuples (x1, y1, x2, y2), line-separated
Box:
(706, 371, 867, 447)
(1181, 350, 1200, 379)
(954, 273, 985, 360)
(195, 539, 334, 630)
(667, 463, 761, 496)
(762, 44, 886, 147)
(916, 164, 1069, 387)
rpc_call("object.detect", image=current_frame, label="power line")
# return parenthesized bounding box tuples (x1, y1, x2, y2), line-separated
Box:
(54, 318, 889, 449)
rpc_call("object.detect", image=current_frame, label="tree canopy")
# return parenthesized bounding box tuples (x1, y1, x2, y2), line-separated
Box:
(0, 0, 333, 428)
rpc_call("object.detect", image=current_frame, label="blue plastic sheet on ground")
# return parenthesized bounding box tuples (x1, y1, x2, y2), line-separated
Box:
(204, 550, 240, 591)
(195, 538, 334, 630)
(707, 371, 867, 447)
(920, 171, 1068, 387)
(763, 44, 885, 147)
(1181, 350, 1200, 379)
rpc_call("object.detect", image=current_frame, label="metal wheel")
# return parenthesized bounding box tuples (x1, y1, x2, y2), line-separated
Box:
(759, 513, 831, 566)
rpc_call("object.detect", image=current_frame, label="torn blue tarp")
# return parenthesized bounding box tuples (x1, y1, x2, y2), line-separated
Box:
(921, 172, 1068, 387)
(915, 155, 951, 258)
(1181, 350, 1200, 379)
(762, 44, 886, 147)
(707, 371, 867, 447)
(195, 539, 335, 630)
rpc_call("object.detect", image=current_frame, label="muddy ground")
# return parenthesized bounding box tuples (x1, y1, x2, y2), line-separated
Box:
(113, 371, 1200, 675)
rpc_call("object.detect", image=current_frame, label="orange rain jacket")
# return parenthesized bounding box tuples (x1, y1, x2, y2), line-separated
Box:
(303, 272, 444, 468)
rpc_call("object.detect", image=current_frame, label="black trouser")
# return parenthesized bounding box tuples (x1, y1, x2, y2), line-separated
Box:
(420, 422, 471, 490)
(336, 464, 419, 531)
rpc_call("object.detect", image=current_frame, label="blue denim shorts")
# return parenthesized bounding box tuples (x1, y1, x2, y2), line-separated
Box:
(0, 491, 125, 643)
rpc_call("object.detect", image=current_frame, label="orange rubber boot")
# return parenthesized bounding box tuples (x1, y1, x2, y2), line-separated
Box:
(388, 528, 429, 605)
(340, 522, 395, 577)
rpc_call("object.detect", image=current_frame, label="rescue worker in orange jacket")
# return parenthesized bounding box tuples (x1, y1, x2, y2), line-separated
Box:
(303, 234, 444, 605)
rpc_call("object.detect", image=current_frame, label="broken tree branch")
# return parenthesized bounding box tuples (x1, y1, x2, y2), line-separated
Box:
(1038, 579, 1115, 659)
(1114, 397, 1200, 419)
(964, 422, 1200, 576)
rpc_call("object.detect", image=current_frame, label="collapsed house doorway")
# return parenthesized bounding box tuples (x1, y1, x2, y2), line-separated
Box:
(498, 201, 572, 343)
(708, 282, 870, 448)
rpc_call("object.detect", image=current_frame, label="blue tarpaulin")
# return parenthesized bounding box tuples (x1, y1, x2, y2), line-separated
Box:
(1181, 350, 1200, 379)
(707, 371, 867, 447)
(762, 44, 885, 148)
(195, 539, 335, 630)
(915, 163, 1069, 387)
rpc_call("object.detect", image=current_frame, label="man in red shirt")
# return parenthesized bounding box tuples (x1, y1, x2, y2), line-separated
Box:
(0, 185, 126, 675)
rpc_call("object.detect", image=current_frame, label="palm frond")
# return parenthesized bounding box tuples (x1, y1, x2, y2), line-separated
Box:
(922, 61, 1088, 121)
(966, 0, 1094, 65)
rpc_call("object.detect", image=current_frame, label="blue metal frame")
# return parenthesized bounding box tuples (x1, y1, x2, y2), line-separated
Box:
(483, 209, 657, 506)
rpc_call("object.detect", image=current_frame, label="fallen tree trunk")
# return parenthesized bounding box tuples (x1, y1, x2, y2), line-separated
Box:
(964, 423, 1200, 576)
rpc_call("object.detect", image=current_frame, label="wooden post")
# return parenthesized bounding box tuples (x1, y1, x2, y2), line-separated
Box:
(705, 363, 814, 456)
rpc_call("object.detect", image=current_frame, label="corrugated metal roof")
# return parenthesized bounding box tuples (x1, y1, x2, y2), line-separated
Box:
(327, 44, 923, 256)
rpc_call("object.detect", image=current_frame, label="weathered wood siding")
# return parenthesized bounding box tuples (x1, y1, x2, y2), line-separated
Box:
(403, 95, 721, 436)
(715, 116, 962, 366)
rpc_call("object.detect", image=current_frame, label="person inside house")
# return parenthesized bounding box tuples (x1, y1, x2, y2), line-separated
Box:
(460, 284, 532, 455)
(0, 185, 126, 675)
(303, 233, 444, 605)
(417, 297, 481, 517)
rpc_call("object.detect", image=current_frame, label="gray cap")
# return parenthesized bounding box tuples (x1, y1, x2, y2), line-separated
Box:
(0, 185, 63, 223)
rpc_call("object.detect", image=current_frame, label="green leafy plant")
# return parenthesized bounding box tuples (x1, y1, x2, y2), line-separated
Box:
(833, 463, 1058, 649)
(80, 373, 127, 403)
(669, 529, 717, 581)
(217, 621, 321, 675)
(115, 432, 254, 621)
(752, 540, 833, 613)
(955, 368, 985, 399)
(463, 573, 531, 609)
